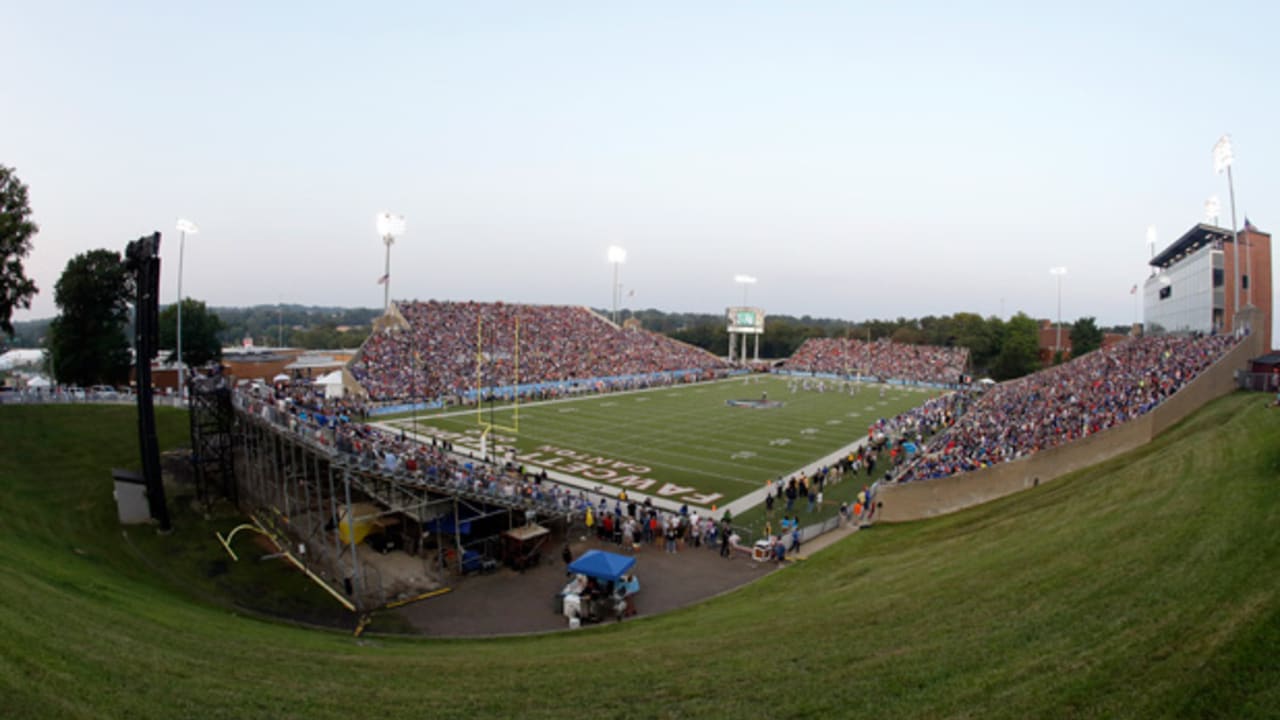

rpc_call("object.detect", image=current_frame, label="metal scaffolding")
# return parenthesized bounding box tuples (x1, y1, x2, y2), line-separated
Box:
(233, 404, 568, 612)
(189, 372, 237, 508)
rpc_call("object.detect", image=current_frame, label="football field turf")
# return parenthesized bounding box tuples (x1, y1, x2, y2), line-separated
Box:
(384, 375, 938, 509)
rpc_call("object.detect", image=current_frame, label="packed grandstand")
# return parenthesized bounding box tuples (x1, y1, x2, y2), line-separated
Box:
(349, 301, 731, 402)
(879, 333, 1241, 482)
(784, 337, 970, 385)
(276, 301, 1247, 494)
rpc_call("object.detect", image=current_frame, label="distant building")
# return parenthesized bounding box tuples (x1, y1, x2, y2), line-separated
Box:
(1144, 222, 1272, 351)
(1036, 321, 1128, 363)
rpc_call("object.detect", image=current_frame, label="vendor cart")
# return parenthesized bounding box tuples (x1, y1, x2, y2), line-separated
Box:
(557, 550, 638, 624)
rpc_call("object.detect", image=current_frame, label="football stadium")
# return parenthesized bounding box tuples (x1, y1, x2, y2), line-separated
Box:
(6, 5, 1280, 718)
(4, 259, 1279, 716)
(4, 216, 1279, 720)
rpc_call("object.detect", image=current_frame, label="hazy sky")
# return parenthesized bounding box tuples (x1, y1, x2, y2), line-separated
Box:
(5, 2, 1277, 340)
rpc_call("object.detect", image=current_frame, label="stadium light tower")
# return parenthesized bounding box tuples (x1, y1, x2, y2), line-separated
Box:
(377, 212, 406, 312)
(175, 218, 199, 396)
(734, 274, 757, 306)
(1049, 267, 1067, 354)
(1214, 135, 1248, 313)
(607, 245, 627, 324)
(1205, 195, 1221, 226)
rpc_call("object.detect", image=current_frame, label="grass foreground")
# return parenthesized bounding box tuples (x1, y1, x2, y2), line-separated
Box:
(1, 394, 1278, 718)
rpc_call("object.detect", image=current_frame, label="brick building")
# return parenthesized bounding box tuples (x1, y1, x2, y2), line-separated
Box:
(1143, 222, 1273, 351)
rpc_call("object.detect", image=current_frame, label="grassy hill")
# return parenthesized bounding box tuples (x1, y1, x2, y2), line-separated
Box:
(1, 395, 1277, 718)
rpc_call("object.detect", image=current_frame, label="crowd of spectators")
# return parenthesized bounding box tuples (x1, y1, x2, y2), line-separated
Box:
(866, 391, 970, 448)
(893, 333, 1240, 482)
(784, 338, 969, 385)
(350, 301, 731, 402)
(236, 382, 609, 518)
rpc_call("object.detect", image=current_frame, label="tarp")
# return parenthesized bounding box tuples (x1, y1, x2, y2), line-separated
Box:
(338, 502, 381, 546)
(567, 549, 636, 582)
(425, 516, 472, 535)
(314, 370, 345, 399)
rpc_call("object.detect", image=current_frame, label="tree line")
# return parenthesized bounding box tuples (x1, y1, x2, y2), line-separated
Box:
(630, 309, 1110, 381)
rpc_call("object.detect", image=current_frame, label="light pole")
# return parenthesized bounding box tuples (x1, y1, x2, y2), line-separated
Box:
(734, 274, 757, 306)
(175, 218, 199, 395)
(1205, 195, 1221, 227)
(1049, 267, 1067, 354)
(377, 212, 406, 312)
(607, 245, 626, 325)
(733, 275, 758, 362)
(1214, 135, 1248, 315)
(1145, 225, 1158, 279)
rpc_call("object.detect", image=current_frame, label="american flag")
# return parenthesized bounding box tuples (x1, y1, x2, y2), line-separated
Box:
(376, 273, 389, 285)
(1130, 284, 1138, 295)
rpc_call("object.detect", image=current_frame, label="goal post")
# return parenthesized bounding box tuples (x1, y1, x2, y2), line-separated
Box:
(475, 311, 520, 439)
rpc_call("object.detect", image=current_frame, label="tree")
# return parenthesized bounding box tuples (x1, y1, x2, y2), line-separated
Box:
(1069, 316, 1104, 357)
(0, 165, 39, 337)
(48, 249, 132, 386)
(992, 312, 1040, 380)
(158, 298, 226, 368)
(953, 313, 1003, 374)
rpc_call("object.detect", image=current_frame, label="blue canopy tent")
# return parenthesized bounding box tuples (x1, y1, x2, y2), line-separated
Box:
(567, 549, 636, 582)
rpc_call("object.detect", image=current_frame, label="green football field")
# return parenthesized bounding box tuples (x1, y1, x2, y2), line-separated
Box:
(382, 375, 938, 509)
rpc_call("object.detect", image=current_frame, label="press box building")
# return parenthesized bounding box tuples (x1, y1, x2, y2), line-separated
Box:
(1144, 222, 1272, 352)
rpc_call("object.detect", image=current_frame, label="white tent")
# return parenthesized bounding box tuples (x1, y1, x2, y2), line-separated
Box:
(272, 373, 290, 383)
(314, 370, 345, 399)
(0, 349, 46, 370)
(27, 376, 52, 389)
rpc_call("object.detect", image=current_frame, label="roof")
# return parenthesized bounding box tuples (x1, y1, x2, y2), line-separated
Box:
(1150, 223, 1233, 269)
(1251, 352, 1280, 367)
(0, 349, 46, 370)
(504, 523, 550, 541)
(283, 355, 346, 371)
(567, 549, 636, 582)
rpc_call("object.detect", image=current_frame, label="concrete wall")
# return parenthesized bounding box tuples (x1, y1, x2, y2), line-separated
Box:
(879, 331, 1265, 522)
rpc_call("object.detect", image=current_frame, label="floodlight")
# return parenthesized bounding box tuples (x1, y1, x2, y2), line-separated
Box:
(376, 212, 406, 239)
(176, 218, 199, 235)
(607, 245, 627, 264)
(734, 274, 758, 284)
(1049, 266, 1067, 276)
(1204, 196, 1221, 223)
(1158, 274, 1172, 287)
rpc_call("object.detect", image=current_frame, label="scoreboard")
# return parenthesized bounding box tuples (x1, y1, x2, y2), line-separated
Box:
(727, 306, 766, 334)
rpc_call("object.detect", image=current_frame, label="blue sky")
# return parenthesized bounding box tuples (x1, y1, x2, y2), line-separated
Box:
(5, 1, 1277, 340)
